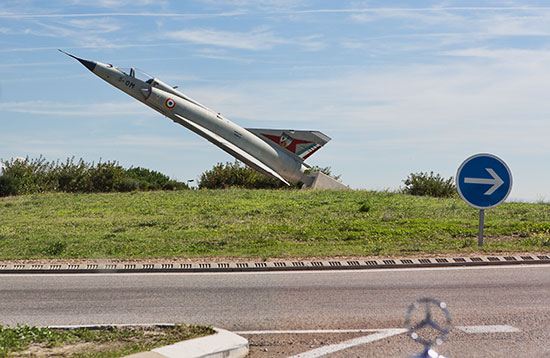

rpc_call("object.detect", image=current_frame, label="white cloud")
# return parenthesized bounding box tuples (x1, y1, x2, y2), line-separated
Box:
(443, 47, 550, 66)
(337, 6, 550, 43)
(0, 100, 152, 117)
(349, 12, 372, 23)
(180, 53, 550, 162)
(165, 28, 286, 50)
(115, 135, 203, 148)
(0, 11, 247, 19)
(340, 39, 365, 49)
(164, 27, 326, 52)
(69, 0, 169, 9)
(67, 18, 121, 33)
(200, 0, 306, 11)
(483, 14, 550, 36)
(298, 34, 326, 51)
(0, 17, 122, 44)
(194, 48, 255, 63)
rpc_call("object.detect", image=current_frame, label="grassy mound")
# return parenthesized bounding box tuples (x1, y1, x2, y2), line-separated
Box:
(0, 190, 549, 260)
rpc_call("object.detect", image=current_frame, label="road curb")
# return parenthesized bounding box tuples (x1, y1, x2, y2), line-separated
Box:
(1, 254, 549, 274)
(46, 325, 249, 358)
(125, 328, 248, 358)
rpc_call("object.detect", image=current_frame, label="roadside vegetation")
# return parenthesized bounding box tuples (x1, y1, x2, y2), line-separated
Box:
(0, 324, 214, 357)
(401, 171, 456, 198)
(0, 190, 549, 260)
(0, 157, 340, 194)
(0, 156, 188, 197)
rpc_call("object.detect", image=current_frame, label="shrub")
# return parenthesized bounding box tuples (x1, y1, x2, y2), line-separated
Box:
(198, 161, 287, 189)
(163, 179, 188, 191)
(402, 171, 455, 198)
(0, 156, 57, 194)
(118, 177, 141, 192)
(54, 157, 92, 193)
(0, 175, 18, 197)
(198, 162, 343, 189)
(125, 167, 169, 191)
(0, 156, 188, 196)
(89, 161, 125, 193)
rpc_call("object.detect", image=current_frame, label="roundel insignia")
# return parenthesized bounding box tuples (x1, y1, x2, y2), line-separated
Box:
(279, 134, 293, 148)
(279, 134, 288, 147)
(165, 98, 176, 110)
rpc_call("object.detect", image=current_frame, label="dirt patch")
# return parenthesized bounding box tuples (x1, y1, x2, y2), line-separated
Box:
(245, 332, 378, 358)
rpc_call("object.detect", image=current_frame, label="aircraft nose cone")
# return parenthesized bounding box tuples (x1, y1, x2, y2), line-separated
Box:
(76, 57, 96, 72)
(58, 49, 96, 72)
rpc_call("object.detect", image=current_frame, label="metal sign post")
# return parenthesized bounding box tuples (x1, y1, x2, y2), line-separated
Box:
(478, 209, 485, 247)
(456, 154, 512, 247)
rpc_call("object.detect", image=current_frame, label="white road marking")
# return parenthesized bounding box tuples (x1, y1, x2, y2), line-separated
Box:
(236, 329, 386, 335)
(285, 329, 407, 358)
(456, 325, 520, 333)
(238, 325, 521, 336)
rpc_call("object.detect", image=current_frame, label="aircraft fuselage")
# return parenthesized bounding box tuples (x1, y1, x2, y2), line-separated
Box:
(61, 51, 318, 185)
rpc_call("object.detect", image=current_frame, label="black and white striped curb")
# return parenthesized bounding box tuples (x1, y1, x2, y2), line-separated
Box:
(1, 254, 549, 274)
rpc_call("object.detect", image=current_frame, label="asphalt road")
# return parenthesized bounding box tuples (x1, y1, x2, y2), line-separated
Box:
(0, 265, 549, 357)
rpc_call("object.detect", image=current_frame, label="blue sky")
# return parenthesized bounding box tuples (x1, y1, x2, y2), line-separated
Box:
(2, 1, 550, 200)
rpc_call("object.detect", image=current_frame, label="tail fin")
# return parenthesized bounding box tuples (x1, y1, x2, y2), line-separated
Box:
(247, 128, 331, 161)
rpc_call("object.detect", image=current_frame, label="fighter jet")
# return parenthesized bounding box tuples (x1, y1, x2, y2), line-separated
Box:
(60, 50, 339, 187)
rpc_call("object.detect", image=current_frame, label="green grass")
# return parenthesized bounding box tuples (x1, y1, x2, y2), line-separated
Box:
(0, 190, 549, 260)
(0, 324, 214, 357)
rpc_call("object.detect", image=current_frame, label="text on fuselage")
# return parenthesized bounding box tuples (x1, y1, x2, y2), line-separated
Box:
(118, 76, 135, 89)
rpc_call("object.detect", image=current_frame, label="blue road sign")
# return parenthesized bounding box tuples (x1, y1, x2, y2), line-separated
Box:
(456, 154, 512, 209)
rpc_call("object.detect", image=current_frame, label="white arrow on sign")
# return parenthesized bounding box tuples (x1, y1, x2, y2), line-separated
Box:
(464, 168, 504, 195)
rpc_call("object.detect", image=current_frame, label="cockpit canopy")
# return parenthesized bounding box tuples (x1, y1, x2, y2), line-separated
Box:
(118, 67, 154, 83)
(116, 67, 204, 109)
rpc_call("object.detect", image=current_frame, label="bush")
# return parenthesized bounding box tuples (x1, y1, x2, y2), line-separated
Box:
(54, 157, 92, 193)
(0, 156, 57, 194)
(0, 175, 18, 197)
(0, 156, 188, 196)
(125, 167, 169, 191)
(125, 168, 189, 191)
(118, 177, 141, 192)
(89, 161, 125, 193)
(198, 162, 343, 190)
(198, 161, 287, 189)
(163, 179, 188, 191)
(402, 171, 455, 198)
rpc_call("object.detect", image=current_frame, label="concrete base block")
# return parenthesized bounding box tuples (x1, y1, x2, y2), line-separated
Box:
(302, 172, 350, 190)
